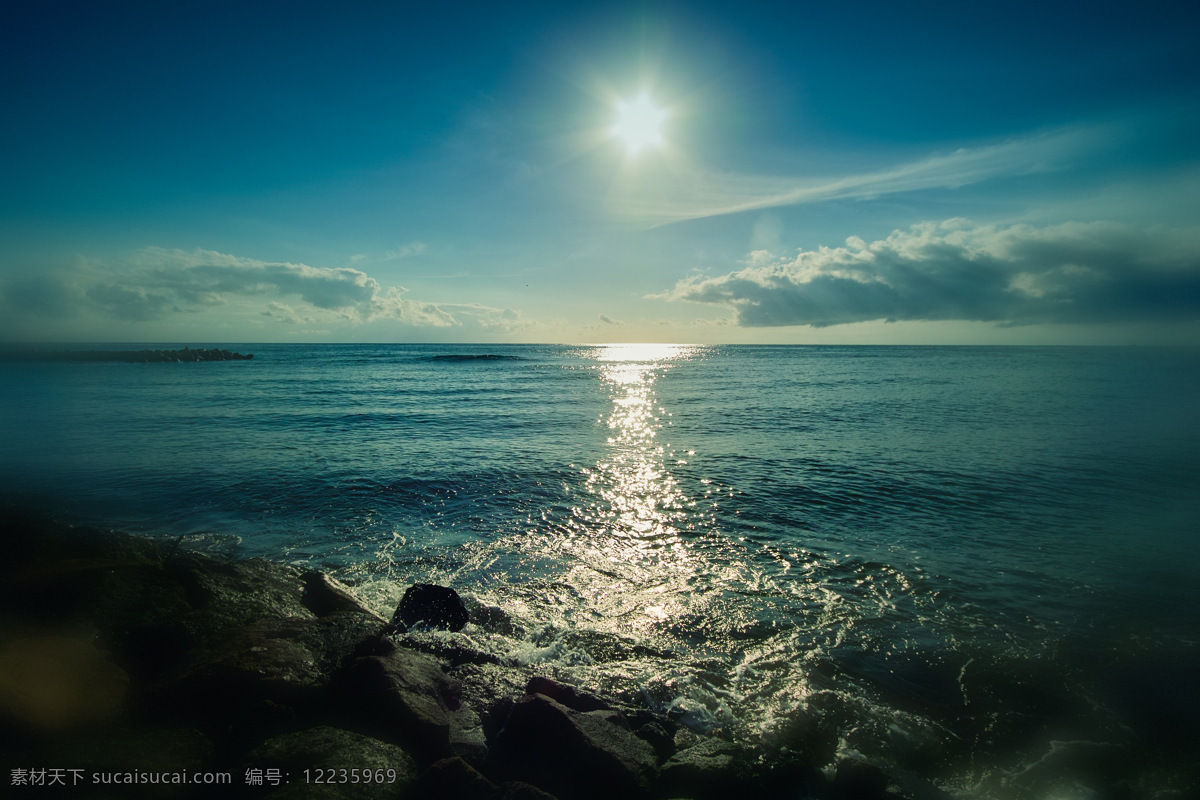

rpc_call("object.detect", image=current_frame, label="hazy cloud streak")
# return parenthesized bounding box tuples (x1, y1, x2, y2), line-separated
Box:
(661, 220, 1200, 327)
(615, 126, 1107, 228)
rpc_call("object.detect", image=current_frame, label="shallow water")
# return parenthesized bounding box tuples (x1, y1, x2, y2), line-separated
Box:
(3, 343, 1198, 796)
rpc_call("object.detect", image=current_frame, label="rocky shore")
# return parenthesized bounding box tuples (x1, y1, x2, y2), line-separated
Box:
(0, 510, 950, 799)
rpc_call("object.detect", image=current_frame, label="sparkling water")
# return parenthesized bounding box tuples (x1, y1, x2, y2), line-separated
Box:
(3, 343, 1198, 796)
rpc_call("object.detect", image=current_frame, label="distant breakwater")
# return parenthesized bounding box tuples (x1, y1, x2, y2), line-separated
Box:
(1, 347, 253, 363)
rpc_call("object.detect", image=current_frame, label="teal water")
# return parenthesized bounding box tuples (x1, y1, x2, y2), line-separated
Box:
(2, 344, 1198, 797)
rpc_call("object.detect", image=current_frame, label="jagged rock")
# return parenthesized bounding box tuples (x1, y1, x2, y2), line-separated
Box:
(248, 726, 419, 800)
(301, 572, 385, 622)
(331, 647, 461, 760)
(524, 676, 612, 712)
(391, 584, 469, 632)
(486, 693, 657, 800)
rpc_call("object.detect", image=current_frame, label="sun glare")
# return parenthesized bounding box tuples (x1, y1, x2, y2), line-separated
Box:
(610, 93, 667, 155)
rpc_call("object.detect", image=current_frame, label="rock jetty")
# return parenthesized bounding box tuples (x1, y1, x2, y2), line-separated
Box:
(0, 509, 948, 800)
(2, 347, 253, 362)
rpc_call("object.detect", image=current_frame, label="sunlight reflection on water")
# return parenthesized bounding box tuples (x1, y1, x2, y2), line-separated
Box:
(559, 344, 702, 635)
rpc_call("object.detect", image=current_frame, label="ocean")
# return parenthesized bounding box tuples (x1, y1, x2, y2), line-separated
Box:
(2, 343, 1198, 797)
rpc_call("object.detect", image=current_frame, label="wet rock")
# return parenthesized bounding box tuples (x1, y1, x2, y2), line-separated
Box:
(179, 559, 315, 637)
(330, 647, 461, 760)
(449, 704, 489, 766)
(391, 584, 469, 632)
(149, 616, 326, 729)
(248, 725, 418, 800)
(659, 737, 739, 799)
(633, 720, 675, 763)
(830, 758, 890, 800)
(301, 572, 384, 622)
(661, 736, 827, 800)
(524, 676, 612, 712)
(467, 599, 521, 637)
(486, 693, 657, 800)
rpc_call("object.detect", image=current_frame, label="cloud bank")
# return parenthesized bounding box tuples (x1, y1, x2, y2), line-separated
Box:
(0, 248, 530, 336)
(661, 220, 1200, 327)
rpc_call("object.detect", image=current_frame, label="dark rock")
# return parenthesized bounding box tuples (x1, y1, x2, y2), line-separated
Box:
(659, 737, 740, 799)
(486, 693, 657, 800)
(2, 347, 254, 362)
(330, 648, 461, 760)
(392, 584, 469, 632)
(248, 725, 418, 800)
(830, 758, 890, 800)
(178, 559, 315, 636)
(467, 600, 521, 637)
(633, 720, 675, 763)
(409, 756, 498, 800)
(524, 676, 612, 713)
(302, 571, 384, 621)
(449, 704, 489, 766)
(662, 736, 827, 800)
(150, 616, 327, 726)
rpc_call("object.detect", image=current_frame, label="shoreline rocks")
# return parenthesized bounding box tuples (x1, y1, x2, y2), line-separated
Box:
(0, 509, 946, 799)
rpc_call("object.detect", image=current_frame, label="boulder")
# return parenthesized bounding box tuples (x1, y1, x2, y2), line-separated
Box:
(330, 647, 461, 760)
(486, 693, 657, 800)
(391, 584, 470, 632)
(659, 737, 740, 799)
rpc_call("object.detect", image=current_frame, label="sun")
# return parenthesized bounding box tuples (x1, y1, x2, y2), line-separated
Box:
(610, 93, 668, 156)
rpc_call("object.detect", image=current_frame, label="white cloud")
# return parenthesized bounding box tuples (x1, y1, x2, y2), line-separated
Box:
(0, 248, 524, 333)
(661, 220, 1200, 327)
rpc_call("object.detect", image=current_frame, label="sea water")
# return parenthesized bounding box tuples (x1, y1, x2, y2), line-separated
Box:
(2, 344, 1198, 797)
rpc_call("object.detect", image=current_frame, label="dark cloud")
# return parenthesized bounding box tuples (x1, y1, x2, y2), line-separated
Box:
(0, 274, 80, 318)
(152, 261, 381, 311)
(663, 221, 1200, 327)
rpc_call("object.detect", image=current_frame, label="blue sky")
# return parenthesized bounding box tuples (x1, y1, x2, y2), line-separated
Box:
(2, 0, 1198, 343)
